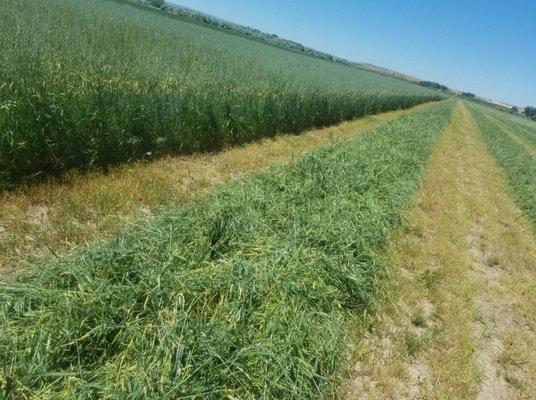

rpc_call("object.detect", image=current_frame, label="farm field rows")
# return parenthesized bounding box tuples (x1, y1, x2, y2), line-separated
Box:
(342, 102, 536, 399)
(0, 101, 455, 398)
(2, 96, 534, 398)
(0, 101, 436, 276)
(0, 0, 442, 189)
(1, 1, 535, 399)
(475, 105, 536, 148)
(467, 103, 536, 229)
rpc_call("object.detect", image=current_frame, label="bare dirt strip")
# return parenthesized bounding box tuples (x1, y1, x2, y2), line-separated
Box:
(342, 101, 535, 399)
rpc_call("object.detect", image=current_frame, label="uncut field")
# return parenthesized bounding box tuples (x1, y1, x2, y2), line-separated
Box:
(0, 0, 442, 189)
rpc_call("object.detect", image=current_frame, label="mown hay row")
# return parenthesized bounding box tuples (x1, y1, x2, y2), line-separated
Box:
(468, 103, 536, 230)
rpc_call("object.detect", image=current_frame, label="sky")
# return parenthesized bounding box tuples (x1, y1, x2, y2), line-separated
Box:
(171, 0, 535, 107)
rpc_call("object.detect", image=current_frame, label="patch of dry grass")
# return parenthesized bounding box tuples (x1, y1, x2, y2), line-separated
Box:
(341, 102, 480, 399)
(462, 122, 536, 398)
(0, 102, 433, 276)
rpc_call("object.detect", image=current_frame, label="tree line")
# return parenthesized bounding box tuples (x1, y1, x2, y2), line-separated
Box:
(524, 106, 536, 120)
(418, 81, 449, 91)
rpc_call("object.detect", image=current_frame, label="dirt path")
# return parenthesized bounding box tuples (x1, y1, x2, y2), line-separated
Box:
(0, 102, 436, 277)
(342, 101, 536, 399)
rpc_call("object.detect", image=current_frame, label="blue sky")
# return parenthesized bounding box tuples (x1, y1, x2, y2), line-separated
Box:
(172, 0, 535, 106)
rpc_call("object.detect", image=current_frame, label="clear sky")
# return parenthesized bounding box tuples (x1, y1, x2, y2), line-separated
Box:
(171, 0, 535, 107)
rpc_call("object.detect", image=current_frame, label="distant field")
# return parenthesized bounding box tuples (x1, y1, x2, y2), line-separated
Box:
(0, 0, 442, 189)
(474, 104, 536, 148)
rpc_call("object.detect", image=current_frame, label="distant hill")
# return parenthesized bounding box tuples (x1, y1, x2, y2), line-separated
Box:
(352, 62, 421, 83)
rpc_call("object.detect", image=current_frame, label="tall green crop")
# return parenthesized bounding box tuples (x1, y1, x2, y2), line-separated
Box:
(0, 0, 443, 189)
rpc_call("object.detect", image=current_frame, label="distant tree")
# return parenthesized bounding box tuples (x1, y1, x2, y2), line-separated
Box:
(524, 106, 536, 120)
(511, 106, 518, 114)
(149, 0, 165, 7)
(461, 92, 476, 98)
(419, 81, 449, 91)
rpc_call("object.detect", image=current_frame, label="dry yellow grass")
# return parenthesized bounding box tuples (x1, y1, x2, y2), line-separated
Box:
(342, 101, 536, 399)
(0, 103, 434, 276)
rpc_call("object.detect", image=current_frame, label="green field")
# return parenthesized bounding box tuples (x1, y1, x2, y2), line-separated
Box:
(0, 101, 454, 399)
(0, 0, 442, 189)
(2, 1, 536, 398)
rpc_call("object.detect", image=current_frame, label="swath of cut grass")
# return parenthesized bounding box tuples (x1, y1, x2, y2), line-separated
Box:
(0, 0, 443, 189)
(0, 102, 436, 275)
(467, 103, 536, 230)
(476, 106, 536, 147)
(0, 101, 454, 398)
(342, 101, 536, 399)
